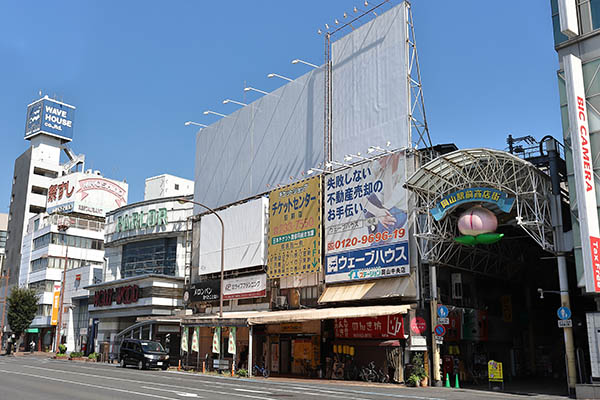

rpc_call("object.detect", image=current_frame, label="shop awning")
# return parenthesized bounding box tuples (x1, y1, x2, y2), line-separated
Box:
(318, 276, 417, 304)
(181, 305, 411, 327)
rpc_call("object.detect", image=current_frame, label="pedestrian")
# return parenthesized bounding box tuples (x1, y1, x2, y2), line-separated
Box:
(30, 339, 36, 353)
(6, 335, 12, 355)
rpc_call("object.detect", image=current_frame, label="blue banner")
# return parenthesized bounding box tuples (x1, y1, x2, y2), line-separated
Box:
(325, 241, 409, 283)
(431, 187, 514, 221)
(25, 98, 75, 141)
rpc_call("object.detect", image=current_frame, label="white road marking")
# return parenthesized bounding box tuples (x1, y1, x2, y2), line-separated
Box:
(234, 388, 272, 394)
(0, 368, 181, 400)
(142, 386, 202, 398)
(9, 363, 279, 400)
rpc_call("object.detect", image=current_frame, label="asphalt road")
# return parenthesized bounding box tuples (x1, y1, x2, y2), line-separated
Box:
(0, 356, 568, 400)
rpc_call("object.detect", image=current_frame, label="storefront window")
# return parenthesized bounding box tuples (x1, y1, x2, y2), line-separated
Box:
(121, 238, 177, 278)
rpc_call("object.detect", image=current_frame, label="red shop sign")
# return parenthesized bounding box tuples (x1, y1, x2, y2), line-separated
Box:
(334, 314, 404, 339)
(410, 317, 427, 335)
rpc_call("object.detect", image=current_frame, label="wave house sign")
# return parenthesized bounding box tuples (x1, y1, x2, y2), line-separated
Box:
(117, 207, 168, 232)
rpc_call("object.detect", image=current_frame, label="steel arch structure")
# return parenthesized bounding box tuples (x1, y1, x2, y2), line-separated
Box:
(405, 148, 554, 278)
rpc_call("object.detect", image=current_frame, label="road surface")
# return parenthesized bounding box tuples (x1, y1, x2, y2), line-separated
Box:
(0, 356, 567, 400)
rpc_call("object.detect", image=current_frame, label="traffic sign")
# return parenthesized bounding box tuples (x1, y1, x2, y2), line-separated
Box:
(435, 336, 444, 344)
(434, 324, 446, 337)
(438, 317, 449, 325)
(558, 319, 573, 328)
(557, 306, 571, 320)
(437, 305, 449, 318)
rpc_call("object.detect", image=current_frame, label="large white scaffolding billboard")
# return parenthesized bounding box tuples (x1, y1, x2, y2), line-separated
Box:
(194, 1, 414, 210)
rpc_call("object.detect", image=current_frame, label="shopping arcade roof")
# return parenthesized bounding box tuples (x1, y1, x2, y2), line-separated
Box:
(405, 148, 555, 278)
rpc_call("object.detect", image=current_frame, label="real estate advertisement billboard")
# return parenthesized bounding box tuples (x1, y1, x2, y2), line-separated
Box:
(324, 152, 409, 283)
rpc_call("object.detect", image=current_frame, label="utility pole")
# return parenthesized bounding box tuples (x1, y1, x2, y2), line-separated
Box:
(545, 138, 577, 395)
(0, 269, 10, 347)
(54, 223, 70, 352)
(430, 264, 441, 386)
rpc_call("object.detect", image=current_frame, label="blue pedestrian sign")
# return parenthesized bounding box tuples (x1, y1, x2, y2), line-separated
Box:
(557, 307, 571, 320)
(437, 305, 449, 318)
(434, 324, 446, 337)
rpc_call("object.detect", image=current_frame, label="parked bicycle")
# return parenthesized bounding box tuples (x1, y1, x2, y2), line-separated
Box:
(359, 361, 389, 383)
(253, 363, 270, 378)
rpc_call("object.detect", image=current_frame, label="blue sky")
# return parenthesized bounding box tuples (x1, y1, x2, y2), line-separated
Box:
(0, 1, 560, 209)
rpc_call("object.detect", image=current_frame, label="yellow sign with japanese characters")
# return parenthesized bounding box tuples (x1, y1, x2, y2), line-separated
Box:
(268, 177, 321, 278)
(488, 360, 503, 382)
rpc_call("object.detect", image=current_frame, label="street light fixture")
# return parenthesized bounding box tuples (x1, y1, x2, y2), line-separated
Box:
(267, 73, 293, 82)
(184, 121, 208, 128)
(223, 99, 247, 107)
(176, 198, 225, 318)
(344, 153, 368, 162)
(307, 167, 331, 175)
(203, 110, 228, 118)
(325, 160, 351, 169)
(244, 86, 270, 96)
(291, 59, 319, 69)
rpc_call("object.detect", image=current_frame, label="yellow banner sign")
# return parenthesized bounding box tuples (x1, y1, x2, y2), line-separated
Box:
(51, 289, 61, 326)
(268, 177, 321, 278)
(488, 360, 503, 382)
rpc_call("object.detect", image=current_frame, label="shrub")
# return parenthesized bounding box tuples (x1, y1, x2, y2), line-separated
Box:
(406, 374, 420, 387)
(236, 368, 248, 377)
(70, 352, 83, 358)
(58, 344, 67, 354)
(56, 353, 68, 358)
(88, 352, 99, 360)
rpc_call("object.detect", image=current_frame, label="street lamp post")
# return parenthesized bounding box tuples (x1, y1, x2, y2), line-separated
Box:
(177, 198, 225, 318)
(54, 222, 70, 352)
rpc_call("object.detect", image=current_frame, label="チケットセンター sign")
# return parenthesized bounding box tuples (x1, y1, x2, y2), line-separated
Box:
(268, 177, 321, 278)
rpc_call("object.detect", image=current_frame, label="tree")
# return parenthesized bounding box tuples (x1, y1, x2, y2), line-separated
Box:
(7, 287, 39, 339)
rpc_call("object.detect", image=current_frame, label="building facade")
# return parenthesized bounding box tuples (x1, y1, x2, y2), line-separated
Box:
(552, 0, 600, 381)
(21, 170, 128, 352)
(87, 195, 193, 360)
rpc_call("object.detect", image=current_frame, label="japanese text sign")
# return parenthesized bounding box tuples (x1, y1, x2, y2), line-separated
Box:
(268, 177, 321, 278)
(431, 187, 515, 221)
(324, 153, 410, 283)
(334, 314, 404, 339)
(488, 360, 503, 382)
(326, 242, 409, 283)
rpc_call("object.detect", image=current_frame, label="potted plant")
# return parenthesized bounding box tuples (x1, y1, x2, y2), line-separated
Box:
(410, 353, 428, 387)
(406, 373, 421, 387)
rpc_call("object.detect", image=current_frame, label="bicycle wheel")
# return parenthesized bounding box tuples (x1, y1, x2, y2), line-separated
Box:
(263, 368, 269, 378)
(366, 371, 377, 382)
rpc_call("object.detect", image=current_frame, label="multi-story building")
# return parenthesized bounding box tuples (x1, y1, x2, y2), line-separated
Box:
(4, 95, 78, 290)
(86, 176, 193, 361)
(144, 174, 194, 201)
(551, 0, 600, 383)
(21, 170, 128, 352)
